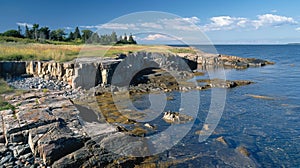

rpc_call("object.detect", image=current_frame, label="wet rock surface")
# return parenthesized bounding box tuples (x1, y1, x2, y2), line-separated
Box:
(196, 78, 254, 89)
(162, 111, 193, 124)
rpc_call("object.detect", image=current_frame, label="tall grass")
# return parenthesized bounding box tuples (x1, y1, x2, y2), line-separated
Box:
(0, 43, 82, 62)
(0, 43, 197, 62)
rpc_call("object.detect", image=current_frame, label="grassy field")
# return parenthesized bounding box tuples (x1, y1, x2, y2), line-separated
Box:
(0, 42, 197, 62)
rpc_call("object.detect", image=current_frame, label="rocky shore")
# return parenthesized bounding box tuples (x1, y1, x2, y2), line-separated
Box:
(0, 51, 274, 167)
(0, 72, 256, 167)
(0, 89, 152, 167)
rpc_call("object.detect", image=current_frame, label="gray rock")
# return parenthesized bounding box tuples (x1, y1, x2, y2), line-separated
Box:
(0, 145, 8, 156)
(0, 154, 11, 165)
(10, 132, 25, 143)
(162, 111, 193, 124)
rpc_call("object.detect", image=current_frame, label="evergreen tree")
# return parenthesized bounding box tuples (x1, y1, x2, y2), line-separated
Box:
(39, 27, 50, 40)
(56, 29, 66, 41)
(128, 34, 137, 44)
(73, 27, 81, 39)
(49, 30, 57, 41)
(123, 33, 128, 43)
(67, 32, 74, 41)
(111, 31, 118, 43)
(25, 25, 31, 39)
(49, 29, 66, 41)
(17, 26, 22, 36)
(118, 35, 123, 42)
(90, 33, 100, 43)
(81, 29, 93, 42)
(32, 23, 39, 40)
(2, 29, 22, 38)
(115, 33, 137, 44)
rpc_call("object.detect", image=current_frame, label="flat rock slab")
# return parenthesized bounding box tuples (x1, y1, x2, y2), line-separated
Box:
(0, 90, 90, 166)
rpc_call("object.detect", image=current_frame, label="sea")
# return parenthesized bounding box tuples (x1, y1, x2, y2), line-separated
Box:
(131, 45, 300, 167)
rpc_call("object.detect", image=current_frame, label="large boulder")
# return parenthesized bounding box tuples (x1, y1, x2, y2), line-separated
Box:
(72, 62, 101, 89)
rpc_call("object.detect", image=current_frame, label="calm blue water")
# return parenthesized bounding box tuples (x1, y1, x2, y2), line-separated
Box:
(212, 45, 300, 167)
(130, 45, 300, 167)
(193, 45, 300, 167)
(166, 45, 299, 167)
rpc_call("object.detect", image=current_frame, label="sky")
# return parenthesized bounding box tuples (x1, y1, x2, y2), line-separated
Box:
(1, 0, 300, 44)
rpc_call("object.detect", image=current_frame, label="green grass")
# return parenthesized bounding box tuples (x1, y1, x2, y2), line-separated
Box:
(0, 100, 15, 111)
(0, 36, 36, 43)
(0, 79, 14, 94)
(169, 47, 197, 54)
(0, 36, 82, 45)
(0, 79, 15, 111)
(0, 41, 198, 62)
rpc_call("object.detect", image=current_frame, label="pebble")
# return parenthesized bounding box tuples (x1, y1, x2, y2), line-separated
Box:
(8, 77, 70, 91)
(7, 77, 81, 99)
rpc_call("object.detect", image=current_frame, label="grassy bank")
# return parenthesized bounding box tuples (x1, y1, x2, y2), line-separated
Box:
(0, 79, 15, 111)
(0, 42, 197, 62)
(0, 79, 14, 94)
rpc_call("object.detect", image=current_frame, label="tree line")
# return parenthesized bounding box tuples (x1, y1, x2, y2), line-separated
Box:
(0, 24, 137, 45)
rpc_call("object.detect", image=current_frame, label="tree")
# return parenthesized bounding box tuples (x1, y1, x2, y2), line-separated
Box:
(49, 30, 57, 40)
(123, 33, 128, 43)
(49, 29, 66, 41)
(32, 23, 39, 40)
(56, 29, 66, 41)
(67, 31, 74, 41)
(2, 29, 23, 38)
(128, 34, 137, 44)
(90, 33, 100, 43)
(81, 29, 93, 42)
(39, 27, 50, 40)
(25, 25, 31, 39)
(17, 26, 22, 36)
(111, 31, 118, 43)
(116, 33, 137, 45)
(73, 27, 81, 39)
(118, 35, 122, 41)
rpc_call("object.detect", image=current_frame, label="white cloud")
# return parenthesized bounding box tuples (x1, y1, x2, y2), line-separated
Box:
(202, 14, 297, 32)
(100, 23, 138, 30)
(143, 34, 176, 41)
(64, 26, 73, 30)
(202, 16, 248, 31)
(159, 17, 200, 31)
(182, 16, 200, 24)
(78, 14, 297, 34)
(210, 16, 234, 27)
(252, 14, 297, 29)
(16, 22, 33, 28)
(80, 25, 96, 29)
(295, 27, 300, 31)
(140, 22, 163, 29)
(81, 23, 139, 30)
(271, 9, 277, 13)
(236, 18, 249, 27)
(79, 16, 200, 32)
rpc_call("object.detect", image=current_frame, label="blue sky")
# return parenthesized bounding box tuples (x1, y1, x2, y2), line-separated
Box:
(1, 0, 300, 44)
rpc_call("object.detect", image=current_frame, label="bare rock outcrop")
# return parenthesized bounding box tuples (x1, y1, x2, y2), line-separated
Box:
(0, 91, 88, 166)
